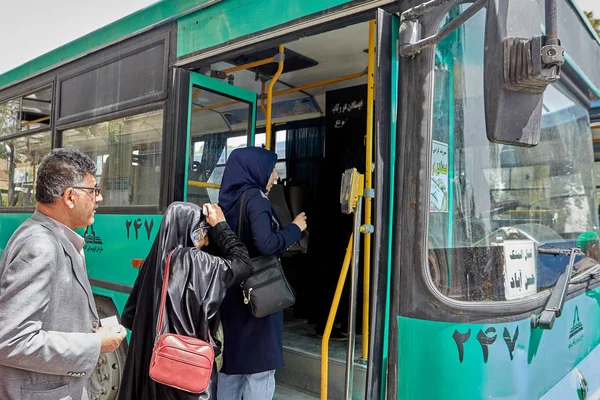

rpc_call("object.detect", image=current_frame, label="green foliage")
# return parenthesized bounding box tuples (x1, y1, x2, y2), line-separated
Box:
(585, 11, 600, 36)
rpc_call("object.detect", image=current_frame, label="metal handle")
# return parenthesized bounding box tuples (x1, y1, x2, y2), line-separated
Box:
(345, 195, 363, 400)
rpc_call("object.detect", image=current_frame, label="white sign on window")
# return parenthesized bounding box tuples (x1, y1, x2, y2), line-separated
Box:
(502, 240, 537, 300)
(430, 140, 449, 213)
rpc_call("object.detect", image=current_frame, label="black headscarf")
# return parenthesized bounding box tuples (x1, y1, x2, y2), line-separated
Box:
(119, 202, 252, 400)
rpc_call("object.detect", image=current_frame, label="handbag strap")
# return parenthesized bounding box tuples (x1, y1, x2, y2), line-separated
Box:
(155, 249, 175, 338)
(237, 190, 250, 238)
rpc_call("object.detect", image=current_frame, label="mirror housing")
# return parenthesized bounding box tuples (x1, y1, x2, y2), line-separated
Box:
(484, 0, 564, 147)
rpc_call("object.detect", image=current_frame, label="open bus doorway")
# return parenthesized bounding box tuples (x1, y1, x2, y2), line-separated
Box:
(183, 20, 375, 398)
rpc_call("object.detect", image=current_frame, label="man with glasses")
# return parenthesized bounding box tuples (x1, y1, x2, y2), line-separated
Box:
(0, 148, 126, 400)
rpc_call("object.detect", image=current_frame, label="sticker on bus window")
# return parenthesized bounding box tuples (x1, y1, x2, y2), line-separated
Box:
(430, 140, 449, 212)
(502, 240, 537, 300)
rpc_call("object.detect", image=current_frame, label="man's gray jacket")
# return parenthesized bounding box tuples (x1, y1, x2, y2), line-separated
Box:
(0, 211, 103, 400)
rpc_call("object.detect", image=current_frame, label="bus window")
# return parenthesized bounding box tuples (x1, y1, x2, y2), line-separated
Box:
(252, 131, 286, 179)
(62, 110, 163, 206)
(0, 87, 53, 207)
(427, 6, 598, 302)
(0, 132, 51, 207)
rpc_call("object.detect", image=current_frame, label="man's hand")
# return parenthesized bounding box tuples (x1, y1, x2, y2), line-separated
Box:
(97, 325, 127, 353)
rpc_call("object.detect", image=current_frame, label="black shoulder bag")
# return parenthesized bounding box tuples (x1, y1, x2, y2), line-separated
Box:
(238, 189, 295, 318)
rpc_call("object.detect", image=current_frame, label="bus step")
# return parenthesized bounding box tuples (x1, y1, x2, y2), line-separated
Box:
(276, 346, 367, 400)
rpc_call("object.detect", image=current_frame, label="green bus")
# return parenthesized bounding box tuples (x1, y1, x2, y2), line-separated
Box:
(1, 0, 600, 399)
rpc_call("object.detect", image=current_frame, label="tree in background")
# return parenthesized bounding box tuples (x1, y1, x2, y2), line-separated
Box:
(585, 11, 600, 36)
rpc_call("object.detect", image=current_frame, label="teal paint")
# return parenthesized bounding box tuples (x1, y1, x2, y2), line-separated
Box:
(176, 0, 354, 58)
(381, 14, 400, 400)
(397, 287, 600, 399)
(76, 214, 163, 286)
(0, 0, 220, 89)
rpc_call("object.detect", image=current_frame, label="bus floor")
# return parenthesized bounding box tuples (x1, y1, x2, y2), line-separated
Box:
(275, 309, 367, 399)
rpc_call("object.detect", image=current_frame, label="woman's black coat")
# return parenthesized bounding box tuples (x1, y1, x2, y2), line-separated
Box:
(118, 202, 252, 400)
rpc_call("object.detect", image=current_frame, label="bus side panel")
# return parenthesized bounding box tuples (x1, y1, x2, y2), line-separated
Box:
(82, 214, 163, 288)
(0, 214, 30, 257)
(397, 288, 600, 399)
(541, 341, 600, 400)
(177, 0, 357, 58)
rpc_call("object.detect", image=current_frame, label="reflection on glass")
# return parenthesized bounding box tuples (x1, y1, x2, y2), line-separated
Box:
(187, 84, 253, 205)
(63, 110, 163, 206)
(428, 7, 598, 302)
(0, 87, 52, 138)
(0, 132, 51, 207)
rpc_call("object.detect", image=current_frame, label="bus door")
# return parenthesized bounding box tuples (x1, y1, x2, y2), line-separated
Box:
(184, 72, 257, 205)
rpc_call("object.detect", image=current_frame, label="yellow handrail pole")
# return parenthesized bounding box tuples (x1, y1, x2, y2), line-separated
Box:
(362, 20, 376, 361)
(266, 45, 285, 150)
(321, 235, 354, 400)
(260, 81, 267, 117)
(221, 56, 276, 74)
(187, 181, 221, 189)
(20, 116, 50, 127)
(273, 71, 366, 97)
(191, 87, 202, 102)
(192, 100, 239, 113)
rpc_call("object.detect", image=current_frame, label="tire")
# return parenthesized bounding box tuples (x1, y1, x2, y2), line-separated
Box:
(89, 296, 128, 400)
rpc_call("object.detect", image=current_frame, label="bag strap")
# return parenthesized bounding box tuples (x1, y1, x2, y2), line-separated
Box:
(237, 190, 250, 238)
(155, 249, 175, 338)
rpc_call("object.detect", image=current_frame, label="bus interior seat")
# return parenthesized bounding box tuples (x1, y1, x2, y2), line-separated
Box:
(269, 182, 309, 256)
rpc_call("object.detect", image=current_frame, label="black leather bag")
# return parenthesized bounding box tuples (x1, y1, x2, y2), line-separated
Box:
(238, 190, 295, 318)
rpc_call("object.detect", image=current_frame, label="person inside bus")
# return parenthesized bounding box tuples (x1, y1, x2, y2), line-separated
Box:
(217, 147, 308, 400)
(574, 231, 600, 272)
(118, 201, 253, 400)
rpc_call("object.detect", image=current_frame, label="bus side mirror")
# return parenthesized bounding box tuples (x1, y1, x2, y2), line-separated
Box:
(484, 0, 564, 147)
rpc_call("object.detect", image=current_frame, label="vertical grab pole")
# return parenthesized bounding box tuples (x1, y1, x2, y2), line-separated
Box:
(362, 19, 376, 361)
(266, 45, 285, 150)
(345, 195, 364, 400)
(321, 236, 354, 400)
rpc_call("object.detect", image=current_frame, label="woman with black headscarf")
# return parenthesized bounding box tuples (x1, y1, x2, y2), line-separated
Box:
(216, 147, 307, 399)
(118, 201, 253, 400)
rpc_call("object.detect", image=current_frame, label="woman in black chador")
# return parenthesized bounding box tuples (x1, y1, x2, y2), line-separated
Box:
(118, 202, 253, 399)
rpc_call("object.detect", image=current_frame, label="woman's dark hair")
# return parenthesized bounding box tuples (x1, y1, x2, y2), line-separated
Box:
(36, 148, 97, 205)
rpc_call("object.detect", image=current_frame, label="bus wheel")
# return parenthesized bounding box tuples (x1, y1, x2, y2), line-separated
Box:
(90, 296, 128, 400)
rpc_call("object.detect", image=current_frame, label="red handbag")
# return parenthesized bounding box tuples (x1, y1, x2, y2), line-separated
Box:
(149, 250, 214, 394)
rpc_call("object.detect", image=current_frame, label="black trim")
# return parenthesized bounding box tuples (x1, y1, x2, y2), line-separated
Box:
(165, 68, 191, 207)
(89, 278, 132, 294)
(56, 101, 164, 131)
(366, 9, 393, 400)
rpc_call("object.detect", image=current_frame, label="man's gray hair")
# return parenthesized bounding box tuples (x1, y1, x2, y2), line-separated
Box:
(36, 148, 97, 205)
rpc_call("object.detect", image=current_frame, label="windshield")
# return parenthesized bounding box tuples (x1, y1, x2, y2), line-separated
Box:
(427, 6, 599, 302)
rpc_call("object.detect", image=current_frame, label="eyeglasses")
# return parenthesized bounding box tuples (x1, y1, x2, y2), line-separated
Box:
(72, 184, 101, 197)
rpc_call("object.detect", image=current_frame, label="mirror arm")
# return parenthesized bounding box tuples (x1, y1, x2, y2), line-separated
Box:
(531, 247, 581, 330)
(399, 0, 486, 57)
(545, 0, 559, 45)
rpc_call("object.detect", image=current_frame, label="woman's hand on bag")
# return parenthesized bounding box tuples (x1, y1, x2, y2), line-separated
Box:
(292, 212, 307, 232)
(204, 203, 226, 227)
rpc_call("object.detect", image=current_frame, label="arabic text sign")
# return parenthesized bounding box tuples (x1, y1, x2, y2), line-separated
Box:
(502, 240, 537, 300)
